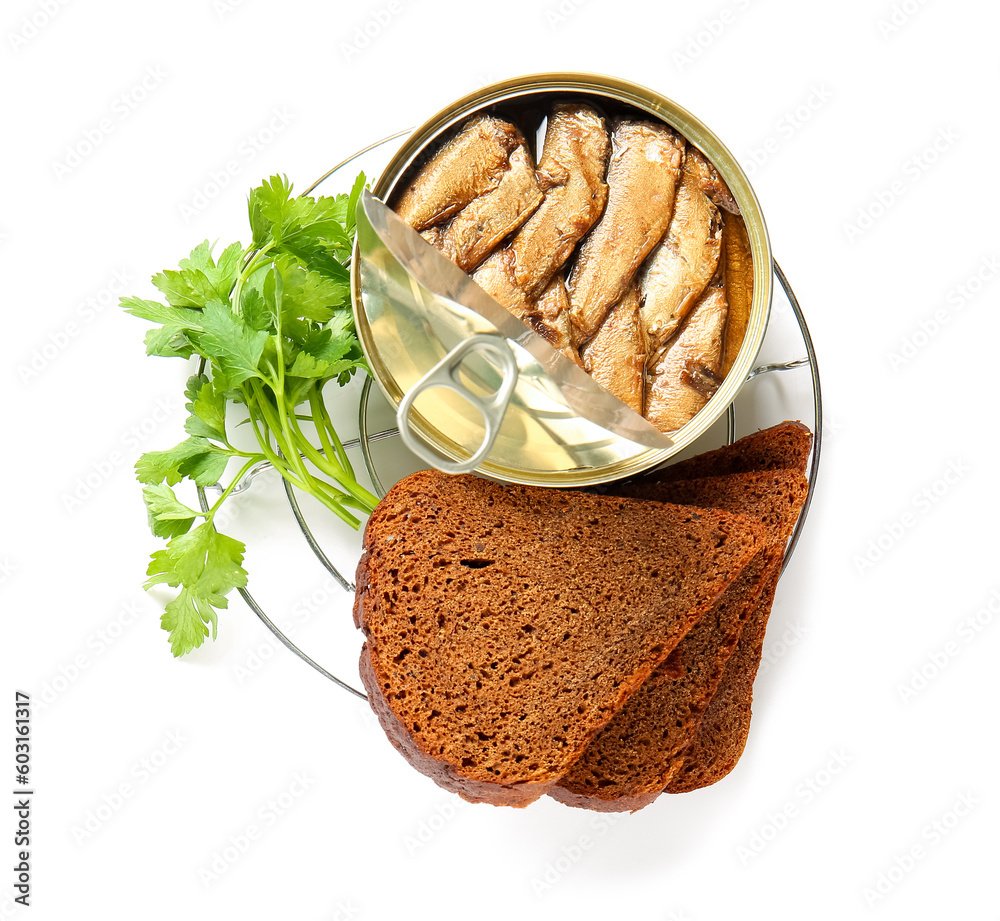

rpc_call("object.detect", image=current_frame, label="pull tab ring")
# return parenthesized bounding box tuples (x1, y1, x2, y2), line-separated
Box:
(396, 333, 519, 474)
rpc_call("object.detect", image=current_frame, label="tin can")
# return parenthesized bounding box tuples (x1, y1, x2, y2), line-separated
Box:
(351, 72, 772, 486)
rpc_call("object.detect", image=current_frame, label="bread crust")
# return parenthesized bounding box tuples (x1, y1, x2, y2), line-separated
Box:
(354, 423, 813, 808)
(665, 562, 783, 793)
(358, 643, 552, 806)
(354, 470, 765, 806)
(552, 469, 807, 811)
(654, 420, 813, 482)
(663, 424, 814, 792)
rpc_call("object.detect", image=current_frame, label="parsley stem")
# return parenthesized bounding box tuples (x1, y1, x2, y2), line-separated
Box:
(243, 404, 359, 528)
(244, 376, 375, 522)
(297, 473, 362, 527)
(206, 457, 262, 519)
(249, 382, 297, 465)
(231, 242, 275, 318)
(311, 387, 355, 479)
(251, 414, 361, 528)
(287, 406, 345, 477)
(244, 392, 312, 494)
(307, 388, 339, 471)
(245, 405, 304, 488)
(248, 380, 325, 503)
(285, 406, 377, 511)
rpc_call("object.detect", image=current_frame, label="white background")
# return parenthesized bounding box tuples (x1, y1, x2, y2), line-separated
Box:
(3, 0, 998, 918)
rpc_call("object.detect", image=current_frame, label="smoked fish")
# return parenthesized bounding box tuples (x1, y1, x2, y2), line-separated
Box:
(720, 211, 753, 379)
(580, 282, 645, 413)
(645, 267, 729, 433)
(568, 120, 685, 345)
(393, 115, 524, 232)
(510, 103, 610, 298)
(639, 148, 724, 357)
(471, 249, 533, 324)
(524, 273, 582, 368)
(433, 143, 543, 272)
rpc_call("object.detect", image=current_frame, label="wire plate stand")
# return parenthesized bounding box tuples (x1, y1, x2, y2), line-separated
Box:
(199, 137, 823, 701)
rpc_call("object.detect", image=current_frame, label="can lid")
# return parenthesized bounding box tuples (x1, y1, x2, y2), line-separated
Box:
(351, 74, 773, 486)
(357, 191, 676, 475)
(355, 191, 676, 486)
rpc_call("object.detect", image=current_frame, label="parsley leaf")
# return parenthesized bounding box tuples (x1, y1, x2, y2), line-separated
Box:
(143, 325, 196, 360)
(136, 436, 232, 488)
(239, 285, 271, 331)
(142, 484, 201, 539)
(187, 300, 268, 390)
(270, 253, 350, 323)
(152, 240, 244, 308)
(121, 296, 205, 332)
(183, 374, 228, 443)
(125, 172, 379, 657)
(145, 521, 247, 656)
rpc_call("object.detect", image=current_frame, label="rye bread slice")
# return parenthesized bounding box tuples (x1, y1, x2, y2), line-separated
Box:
(665, 563, 781, 793)
(665, 425, 814, 792)
(354, 470, 765, 807)
(654, 420, 813, 482)
(550, 470, 808, 811)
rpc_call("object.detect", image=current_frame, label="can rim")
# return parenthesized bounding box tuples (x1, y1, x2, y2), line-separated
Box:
(351, 71, 772, 486)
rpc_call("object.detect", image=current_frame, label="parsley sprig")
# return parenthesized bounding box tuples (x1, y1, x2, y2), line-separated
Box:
(124, 173, 378, 657)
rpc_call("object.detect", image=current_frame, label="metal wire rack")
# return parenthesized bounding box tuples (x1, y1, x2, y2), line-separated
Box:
(198, 137, 823, 702)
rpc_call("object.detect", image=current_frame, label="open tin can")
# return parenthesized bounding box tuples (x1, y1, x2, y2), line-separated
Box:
(350, 72, 772, 487)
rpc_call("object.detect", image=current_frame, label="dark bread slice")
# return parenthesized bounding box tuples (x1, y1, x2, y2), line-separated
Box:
(663, 423, 814, 793)
(550, 470, 808, 811)
(354, 470, 765, 806)
(550, 550, 778, 810)
(665, 564, 781, 792)
(653, 420, 813, 483)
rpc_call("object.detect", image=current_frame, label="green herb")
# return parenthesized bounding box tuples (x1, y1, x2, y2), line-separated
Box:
(124, 173, 378, 657)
